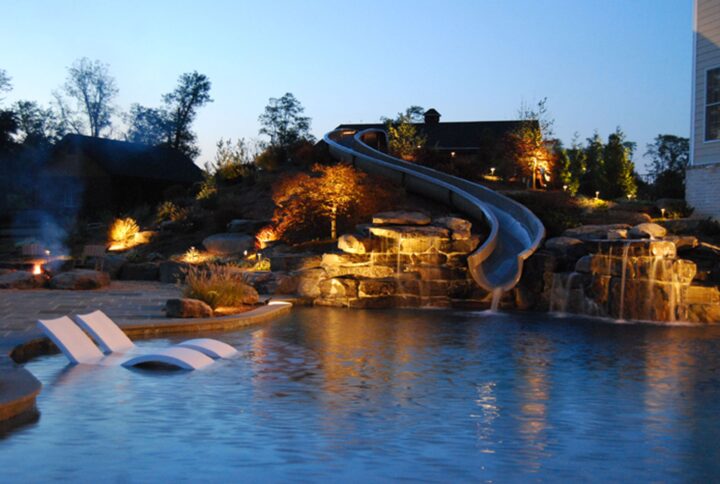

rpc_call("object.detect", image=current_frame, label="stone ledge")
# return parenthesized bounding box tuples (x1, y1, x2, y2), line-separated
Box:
(0, 359, 41, 429)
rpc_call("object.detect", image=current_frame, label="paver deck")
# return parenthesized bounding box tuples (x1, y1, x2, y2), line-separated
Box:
(0, 281, 182, 353)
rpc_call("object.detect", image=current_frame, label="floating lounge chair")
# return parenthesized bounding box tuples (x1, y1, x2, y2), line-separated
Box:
(37, 316, 214, 370)
(74, 309, 238, 359)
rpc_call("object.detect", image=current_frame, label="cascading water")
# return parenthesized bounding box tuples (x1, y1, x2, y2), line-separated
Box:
(617, 242, 631, 320)
(490, 288, 503, 312)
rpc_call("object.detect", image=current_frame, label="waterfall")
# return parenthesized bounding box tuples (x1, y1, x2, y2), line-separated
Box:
(645, 255, 662, 320)
(549, 272, 579, 314)
(617, 242, 631, 320)
(490, 288, 503, 312)
(396, 236, 402, 275)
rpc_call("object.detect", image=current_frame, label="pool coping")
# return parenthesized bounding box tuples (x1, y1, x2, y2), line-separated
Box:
(0, 301, 293, 430)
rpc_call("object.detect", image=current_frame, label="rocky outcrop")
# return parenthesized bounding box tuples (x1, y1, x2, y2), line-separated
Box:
(0, 271, 45, 289)
(202, 233, 254, 256)
(165, 298, 214, 318)
(372, 211, 431, 226)
(49, 270, 110, 290)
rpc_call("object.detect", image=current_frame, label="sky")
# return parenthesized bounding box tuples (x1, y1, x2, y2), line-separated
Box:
(1, 0, 692, 172)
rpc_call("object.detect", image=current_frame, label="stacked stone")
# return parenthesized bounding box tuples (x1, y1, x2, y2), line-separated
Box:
(314, 211, 483, 308)
(530, 221, 720, 323)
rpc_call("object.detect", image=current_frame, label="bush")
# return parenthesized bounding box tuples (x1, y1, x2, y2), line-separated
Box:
(182, 263, 256, 309)
(109, 217, 139, 244)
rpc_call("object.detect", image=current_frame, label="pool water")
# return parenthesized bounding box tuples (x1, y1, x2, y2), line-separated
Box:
(3, 308, 720, 482)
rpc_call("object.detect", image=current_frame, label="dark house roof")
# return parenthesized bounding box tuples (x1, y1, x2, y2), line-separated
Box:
(336, 108, 537, 151)
(52, 134, 203, 184)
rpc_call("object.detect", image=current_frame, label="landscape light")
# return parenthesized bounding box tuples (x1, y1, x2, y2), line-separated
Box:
(490, 167, 496, 176)
(563, 184, 568, 191)
(595, 191, 600, 200)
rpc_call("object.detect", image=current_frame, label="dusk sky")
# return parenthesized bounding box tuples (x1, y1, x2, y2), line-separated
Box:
(2, 0, 692, 171)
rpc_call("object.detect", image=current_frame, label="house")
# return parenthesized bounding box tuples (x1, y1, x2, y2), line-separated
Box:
(39, 134, 203, 216)
(335, 108, 530, 165)
(688, 0, 720, 219)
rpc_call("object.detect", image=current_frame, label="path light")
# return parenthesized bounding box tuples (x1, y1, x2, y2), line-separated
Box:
(661, 208, 666, 218)
(450, 151, 456, 158)
(490, 167, 496, 176)
(595, 191, 600, 200)
(243, 250, 248, 257)
(563, 184, 568, 192)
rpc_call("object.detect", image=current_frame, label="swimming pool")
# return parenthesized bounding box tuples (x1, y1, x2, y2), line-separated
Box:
(3, 308, 720, 481)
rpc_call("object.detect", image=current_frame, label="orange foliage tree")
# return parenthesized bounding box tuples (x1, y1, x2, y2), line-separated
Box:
(270, 163, 396, 241)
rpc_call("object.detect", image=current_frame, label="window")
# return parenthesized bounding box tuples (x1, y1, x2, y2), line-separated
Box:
(706, 67, 720, 141)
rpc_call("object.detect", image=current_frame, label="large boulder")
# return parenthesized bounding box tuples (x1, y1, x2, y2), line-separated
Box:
(629, 223, 667, 239)
(227, 219, 269, 234)
(293, 268, 326, 298)
(159, 261, 190, 284)
(563, 224, 630, 241)
(338, 234, 369, 254)
(49, 270, 110, 290)
(434, 216, 472, 240)
(372, 211, 431, 226)
(369, 225, 449, 240)
(165, 298, 214, 318)
(0, 271, 45, 289)
(202, 233, 254, 256)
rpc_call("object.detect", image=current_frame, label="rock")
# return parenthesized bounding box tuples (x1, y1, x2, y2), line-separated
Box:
(49, 270, 110, 290)
(319, 277, 359, 298)
(358, 278, 397, 297)
(563, 224, 631, 241)
(241, 271, 297, 295)
(103, 254, 127, 279)
(629, 223, 667, 239)
(321, 253, 394, 278)
(293, 268, 326, 298)
(369, 225, 449, 240)
(582, 211, 652, 226)
(664, 235, 699, 251)
(656, 218, 702, 235)
(607, 229, 628, 240)
(372, 211, 431, 226)
(544, 236, 588, 262)
(159, 261, 189, 284)
(575, 255, 593, 273)
(434, 216, 472, 240)
(202, 233, 254, 256)
(165, 298, 213, 318)
(338, 234, 369, 254)
(119, 262, 159, 281)
(227, 219, 269, 233)
(0, 271, 45, 289)
(268, 254, 322, 272)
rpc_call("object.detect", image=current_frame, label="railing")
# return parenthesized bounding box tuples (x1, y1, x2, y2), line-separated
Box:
(323, 128, 545, 292)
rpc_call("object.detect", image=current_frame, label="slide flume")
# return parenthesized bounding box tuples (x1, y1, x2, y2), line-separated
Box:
(324, 128, 545, 292)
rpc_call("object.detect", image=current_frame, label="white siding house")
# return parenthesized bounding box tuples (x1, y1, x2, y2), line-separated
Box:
(688, 0, 720, 219)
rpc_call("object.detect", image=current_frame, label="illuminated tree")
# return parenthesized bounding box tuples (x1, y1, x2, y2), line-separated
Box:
(383, 106, 426, 161)
(511, 98, 555, 189)
(271, 163, 395, 241)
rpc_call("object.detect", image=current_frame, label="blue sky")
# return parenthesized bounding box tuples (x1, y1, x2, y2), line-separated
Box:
(1, 0, 692, 171)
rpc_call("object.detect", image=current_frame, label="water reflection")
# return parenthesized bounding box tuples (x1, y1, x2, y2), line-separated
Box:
(6, 308, 720, 481)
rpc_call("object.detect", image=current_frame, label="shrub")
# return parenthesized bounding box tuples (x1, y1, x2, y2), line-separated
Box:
(155, 201, 188, 224)
(109, 217, 139, 245)
(182, 263, 255, 309)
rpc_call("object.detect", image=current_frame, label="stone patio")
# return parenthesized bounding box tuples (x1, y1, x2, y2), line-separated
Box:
(0, 281, 182, 352)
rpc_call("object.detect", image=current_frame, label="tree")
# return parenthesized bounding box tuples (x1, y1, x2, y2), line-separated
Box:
(0, 69, 11, 103)
(210, 138, 256, 182)
(163, 71, 212, 158)
(511, 98, 555, 189)
(580, 132, 606, 196)
(383, 106, 426, 161)
(258, 93, 313, 150)
(554, 141, 579, 196)
(271, 163, 396, 241)
(125, 104, 169, 146)
(644, 134, 689, 198)
(12, 100, 64, 146)
(603, 128, 637, 199)
(57, 57, 118, 137)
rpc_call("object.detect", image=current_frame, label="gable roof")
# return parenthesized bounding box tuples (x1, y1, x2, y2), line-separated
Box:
(52, 134, 203, 184)
(335, 119, 535, 150)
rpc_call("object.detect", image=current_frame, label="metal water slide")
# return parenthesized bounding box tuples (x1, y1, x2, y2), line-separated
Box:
(323, 128, 545, 292)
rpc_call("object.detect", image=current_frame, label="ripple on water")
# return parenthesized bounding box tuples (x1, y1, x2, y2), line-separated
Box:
(3, 307, 720, 481)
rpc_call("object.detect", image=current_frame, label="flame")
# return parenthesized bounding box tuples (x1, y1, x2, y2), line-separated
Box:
(32, 263, 42, 275)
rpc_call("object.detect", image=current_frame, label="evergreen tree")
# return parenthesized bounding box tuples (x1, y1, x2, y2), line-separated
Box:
(603, 128, 637, 199)
(580, 132, 605, 196)
(554, 141, 579, 195)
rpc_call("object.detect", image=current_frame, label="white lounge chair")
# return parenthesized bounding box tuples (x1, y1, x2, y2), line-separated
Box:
(37, 316, 214, 370)
(74, 309, 238, 359)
